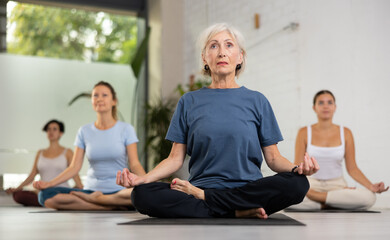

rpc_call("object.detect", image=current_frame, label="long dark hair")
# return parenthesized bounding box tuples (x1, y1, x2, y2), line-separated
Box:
(313, 90, 336, 105)
(94, 81, 118, 120)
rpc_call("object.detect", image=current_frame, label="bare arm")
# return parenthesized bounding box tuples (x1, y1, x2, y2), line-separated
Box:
(6, 151, 41, 193)
(344, 128, 388, 193)
(33, 147, 85, 190)
(263, 144, 319, 175)
(294, 127, 307, 165)
(117, 142, 186, 188)
(263, 144, 296, 173)
(126, 143, 146, 176)
(65, 149, 84, 189)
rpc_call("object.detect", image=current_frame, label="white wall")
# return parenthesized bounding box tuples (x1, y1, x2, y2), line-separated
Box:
(180, 0, 390, 208)
(148, 0, 186, 101)
(183, 0, 301, 172)
(0, 54, 136, 176)
(298, 0, 390, 208)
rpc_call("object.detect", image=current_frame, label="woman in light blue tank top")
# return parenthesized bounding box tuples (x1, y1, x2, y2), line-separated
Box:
(33, 82, 146, 210)
(292, 90, 388, 210)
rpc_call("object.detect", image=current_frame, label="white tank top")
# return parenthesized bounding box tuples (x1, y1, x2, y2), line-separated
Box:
(306, 125, 345, 180)
(37, 149, 70, 188)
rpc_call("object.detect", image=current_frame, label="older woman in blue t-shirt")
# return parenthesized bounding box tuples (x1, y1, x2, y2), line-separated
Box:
(117, 23, 319, 218)
(33, 81, 145, 210)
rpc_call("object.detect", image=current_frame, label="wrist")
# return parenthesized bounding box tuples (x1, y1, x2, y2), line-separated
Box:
(142, 175, 150, 184)
(47, 181, 55, 188)
(291, 165, 299, 173)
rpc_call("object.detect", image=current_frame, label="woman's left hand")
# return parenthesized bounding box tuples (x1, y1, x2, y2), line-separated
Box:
(295, 152, 320, 176)
(170, 178, 205, 200)
(33, 181, 52, 190)
(370, 182, 389, 193)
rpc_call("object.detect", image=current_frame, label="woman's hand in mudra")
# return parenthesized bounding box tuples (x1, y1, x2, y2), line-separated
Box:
(116, 168, 145, 188)
(370, 182, 389, 193)
(295, 152, 320, 176)
(33, 181, 52, 190)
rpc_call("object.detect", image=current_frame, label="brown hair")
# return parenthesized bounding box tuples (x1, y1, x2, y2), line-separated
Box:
(43, 119, 65, 133)
(94, 81, 118, 120)
(313, 90, 336, 105)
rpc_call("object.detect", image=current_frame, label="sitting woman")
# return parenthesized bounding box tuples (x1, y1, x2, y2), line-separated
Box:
(291, 90, 388, 210)
(116, 23, 319, 218)
(6, 119, 83, 206)
(33, 81, 146, 210)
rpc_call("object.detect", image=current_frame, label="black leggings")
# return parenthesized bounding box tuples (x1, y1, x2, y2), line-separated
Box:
(131, 172, 309, 218)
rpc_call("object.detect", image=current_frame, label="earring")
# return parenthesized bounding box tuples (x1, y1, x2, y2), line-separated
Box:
(236, 64, 242, 70)
(204, 65, 209, 71)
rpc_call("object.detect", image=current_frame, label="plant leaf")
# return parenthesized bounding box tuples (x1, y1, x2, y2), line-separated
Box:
(68, 92, 92, 106)
(131, 26, 151, 79)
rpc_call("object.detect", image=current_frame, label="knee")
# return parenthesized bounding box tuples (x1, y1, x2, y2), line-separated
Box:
(131, 184, 153, 210)
(44, 196, 59, 209)
(131, 183, 167, 215)
(43, 195, 64, 209)
(283, 173, 310, 203)
(44, 198, 56, 209)
(360, 190, 376, 209)
(12, 191, 24, 204)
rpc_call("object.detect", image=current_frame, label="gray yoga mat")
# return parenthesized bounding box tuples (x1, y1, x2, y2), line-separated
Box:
(284, 209, 380, 213)
(118, 213, 305, 226)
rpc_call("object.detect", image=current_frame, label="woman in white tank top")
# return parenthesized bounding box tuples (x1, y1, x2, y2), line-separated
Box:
(291, 90, 388, 210)
(5, 120, 83, 206)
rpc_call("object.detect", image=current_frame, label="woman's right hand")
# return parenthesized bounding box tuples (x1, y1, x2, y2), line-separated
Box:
(370, 182, 389, 193)
(5, 188, 18, 194)
(32, 181, 52, 190)
(116, 168, 145, 188)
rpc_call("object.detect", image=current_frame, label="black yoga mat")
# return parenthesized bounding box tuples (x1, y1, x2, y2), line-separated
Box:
(284, 209, 380, 213)
(118, 213, 305, 226)
(30, 209, 135, 214)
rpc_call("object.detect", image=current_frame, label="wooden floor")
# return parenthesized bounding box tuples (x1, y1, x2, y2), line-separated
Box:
(1, 194, 390, 240)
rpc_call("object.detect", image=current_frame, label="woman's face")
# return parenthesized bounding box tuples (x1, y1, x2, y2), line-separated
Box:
(91, 85, 116, 115)
(203, 31, 243, 77)
(46, 123, 62, 141)
(313, 93, 336, 120)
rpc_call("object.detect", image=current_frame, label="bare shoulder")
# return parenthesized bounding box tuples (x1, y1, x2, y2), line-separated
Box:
(342, 126, 354, 140)
(66, 148, 74, 157)
(295, 126, 307, 144)
(297, 126, 307, 137)
(343, 126, 353, 135)
(36, 149, 43, 157)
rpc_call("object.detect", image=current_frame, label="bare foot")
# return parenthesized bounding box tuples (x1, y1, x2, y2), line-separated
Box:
(235, 208, 268, 219)
(70, 191, 103, 204)
(170, 178, 205, 200)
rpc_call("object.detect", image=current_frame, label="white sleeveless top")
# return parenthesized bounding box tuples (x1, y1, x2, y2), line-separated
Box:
(37, 149, 70, 188)
(307, 125, 345, 180)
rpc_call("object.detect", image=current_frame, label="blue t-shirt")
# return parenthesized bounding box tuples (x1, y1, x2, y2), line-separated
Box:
(166, 87, 283, 189)
(74, 121, 138, 193)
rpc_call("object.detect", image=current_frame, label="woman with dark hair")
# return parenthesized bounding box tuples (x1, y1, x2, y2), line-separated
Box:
(291, 90, 388, 210)
(6, 120, 83, 206)
(33, 81, 145, 210)
(117, 23, 319, 218)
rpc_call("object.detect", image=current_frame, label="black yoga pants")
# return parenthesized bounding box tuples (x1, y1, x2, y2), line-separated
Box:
(131, 172, 309, 218)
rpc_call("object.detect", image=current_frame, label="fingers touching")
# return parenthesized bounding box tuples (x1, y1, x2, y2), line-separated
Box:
(297, 153, 319, 176)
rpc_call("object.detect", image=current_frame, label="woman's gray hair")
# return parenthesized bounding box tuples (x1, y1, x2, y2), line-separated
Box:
(198, 23, 247, 78)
